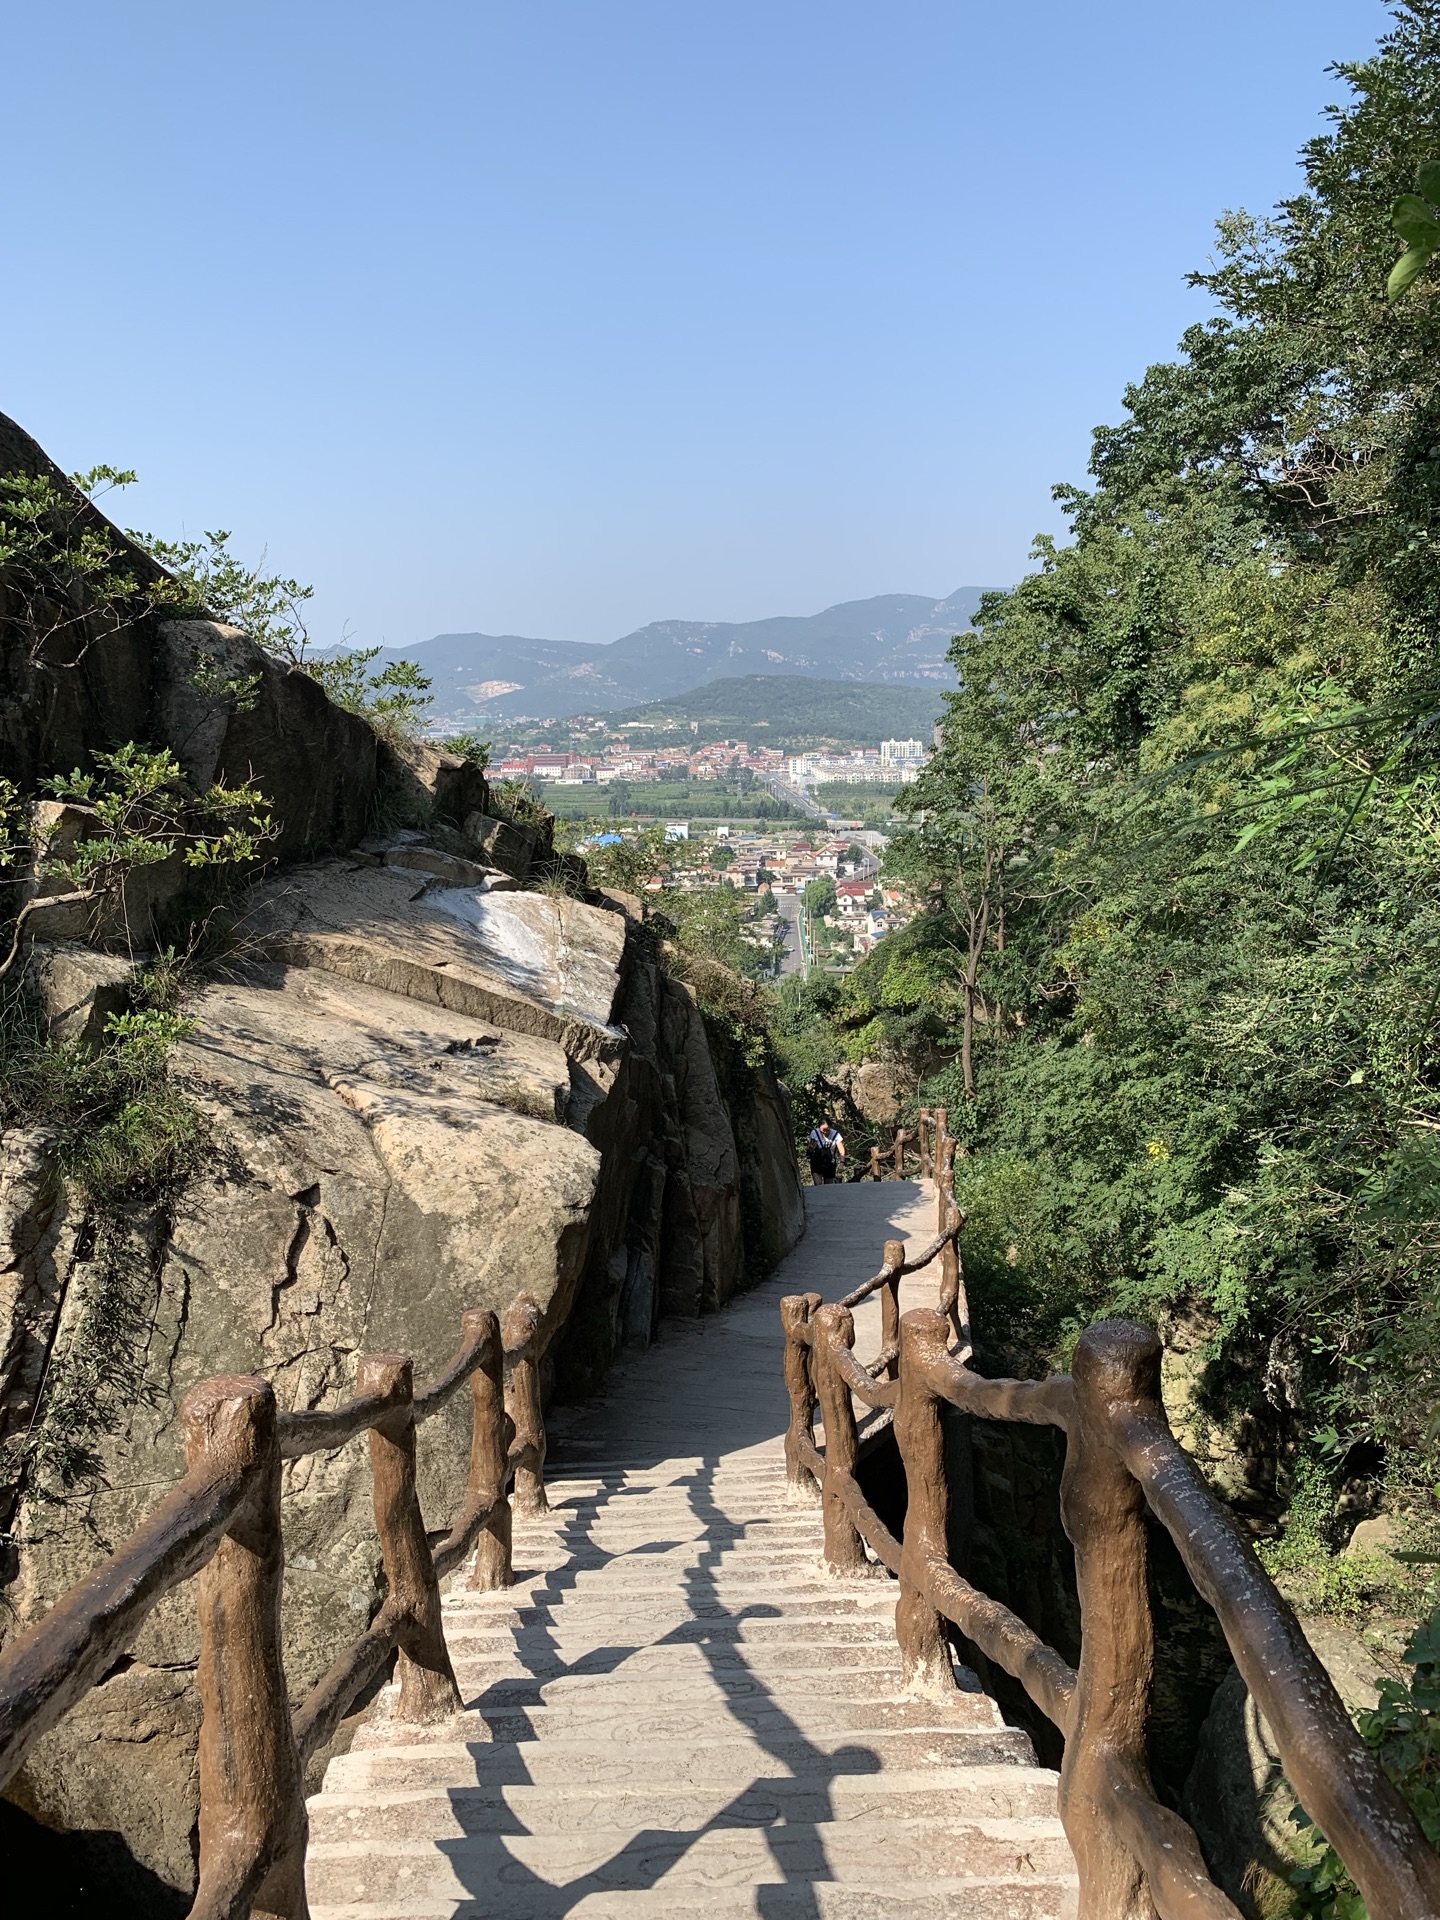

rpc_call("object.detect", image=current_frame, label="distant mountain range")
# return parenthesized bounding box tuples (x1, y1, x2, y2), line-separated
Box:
(603, 675, 949, 749)
(367, 590, 985, 725)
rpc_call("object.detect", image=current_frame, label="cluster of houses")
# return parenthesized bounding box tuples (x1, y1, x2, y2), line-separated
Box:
(490, 739, 789, 785)
(489, 737, 928, 795)
(632, 826, 910, 971)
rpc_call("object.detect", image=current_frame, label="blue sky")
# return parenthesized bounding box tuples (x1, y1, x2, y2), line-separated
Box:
(3, 1, 1386, 648)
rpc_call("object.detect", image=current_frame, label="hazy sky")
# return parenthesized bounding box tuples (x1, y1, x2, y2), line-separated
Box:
(4, 2, 1384, 648)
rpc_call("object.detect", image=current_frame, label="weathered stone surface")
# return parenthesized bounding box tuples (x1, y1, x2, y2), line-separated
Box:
(245, 862, 627, 1060)
(462, 810, 541, 880)
(1, 852, 803, 1901)
(374, 736, 489, 831)
(189, 964, 573, 1125)
(152, 619, 382, 864)
(1180, 1619, 1386, 1916)
(20, 943, 134, 1045)
(1159, 1308, 1289, 1522)
(1345, 1513, 1402, 1558)
(8, 1661, 200, 1915)
(363, 835, 500, 889)
(0, 407, 383, 867)
(828, 1059, 907, 1126)
(0, 1128, 68, 1530)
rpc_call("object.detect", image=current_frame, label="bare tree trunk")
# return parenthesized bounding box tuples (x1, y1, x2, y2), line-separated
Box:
(959, 896, 990, 1100)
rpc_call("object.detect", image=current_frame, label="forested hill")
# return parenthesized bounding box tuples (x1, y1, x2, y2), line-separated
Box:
(774, 2, 1440, 1615)
(358, 589, 984, 724)
(603, 674, 949, 747)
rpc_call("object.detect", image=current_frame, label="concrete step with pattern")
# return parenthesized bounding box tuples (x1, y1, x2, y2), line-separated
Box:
(306, 1814, 1076, 1903)
(306, 1765, 1061, 1842)
(330, 1719, 1040, 1785)
(306, 1878, 1078, 1919)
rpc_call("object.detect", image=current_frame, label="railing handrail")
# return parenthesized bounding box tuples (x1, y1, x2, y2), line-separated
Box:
(0, 1289, 551, 1918)
(780, 1114, 1440, 1920)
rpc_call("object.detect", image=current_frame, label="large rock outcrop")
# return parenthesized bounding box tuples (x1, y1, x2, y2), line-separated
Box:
(0, 410, 803, 1902)
(1, 857, 802, 1902)
(1180, 1620, 1386, 1916)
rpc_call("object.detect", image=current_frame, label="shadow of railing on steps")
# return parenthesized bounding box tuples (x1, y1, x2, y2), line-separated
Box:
(0, 1291, 552, 1919)
(781, 1112, 1440, 1920)
(431, 1454, 898, 1919)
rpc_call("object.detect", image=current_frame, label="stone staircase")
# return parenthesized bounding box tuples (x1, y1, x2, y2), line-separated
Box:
(305, 1187, 1079, 1918)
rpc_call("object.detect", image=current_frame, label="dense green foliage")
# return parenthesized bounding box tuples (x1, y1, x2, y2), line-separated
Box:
(602, 674, 947, 748)
(841, 8, 1440, 1510)
(1291, 1605, 1440, 1916)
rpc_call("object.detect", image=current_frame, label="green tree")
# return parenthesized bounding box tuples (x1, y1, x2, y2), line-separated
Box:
(141, 524, 432, 738)
(866, 2, 1440, 1468)
(0, 747, 273, 979)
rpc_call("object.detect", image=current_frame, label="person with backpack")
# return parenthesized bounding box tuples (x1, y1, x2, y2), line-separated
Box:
(806, 1119, 845, 1185)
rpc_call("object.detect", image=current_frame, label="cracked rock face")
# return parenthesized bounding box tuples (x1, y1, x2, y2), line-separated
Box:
(1, 858, 803, 1904)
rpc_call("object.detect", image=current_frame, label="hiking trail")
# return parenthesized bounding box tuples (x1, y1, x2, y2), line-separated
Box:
(305, 1179, 1079, 1918)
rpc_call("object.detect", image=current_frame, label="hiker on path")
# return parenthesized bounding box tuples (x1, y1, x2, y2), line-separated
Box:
(806, 1119, 845, 1185)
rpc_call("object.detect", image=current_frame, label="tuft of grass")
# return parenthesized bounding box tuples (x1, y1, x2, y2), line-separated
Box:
(1257, 1459, 1415, 1622)
(0, 982, 207, 1207)
(1, 975, 211, 1502)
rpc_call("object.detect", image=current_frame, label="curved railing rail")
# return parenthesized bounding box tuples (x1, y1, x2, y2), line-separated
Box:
(860, 1105, 947, 1187)
(781, 1114, 1440, 1920)
(0, 1291, 551, 1919)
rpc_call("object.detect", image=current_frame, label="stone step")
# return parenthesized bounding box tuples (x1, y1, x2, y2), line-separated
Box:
(437, 1595, 898, 1630)
(439, 1613, 900, 1649)
(308, 1880, 1077, 1920)
(541, 1481, 796, 1499)
(518, 1498, 808, 1515)
(442, 1642, 917, 1682)
(305, 1816, 1075, 1902)
(504, 1537, 825, 1558)
(329, 1723, 1038, 1785)
(381, 1689, 1006, 1746)
(306, 1764, 1061, 1841)
(452, 1670, 937, 1710)
(468, 1567, 892, 1598)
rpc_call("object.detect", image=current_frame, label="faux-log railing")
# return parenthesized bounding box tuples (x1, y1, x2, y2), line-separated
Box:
(0, 1291, 552, 1920)
(782, 1127, 1440, 1920)
(863, 1105, 946, 1183)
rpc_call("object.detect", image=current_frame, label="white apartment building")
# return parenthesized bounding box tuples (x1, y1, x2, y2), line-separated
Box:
(880, 738, 926, 766)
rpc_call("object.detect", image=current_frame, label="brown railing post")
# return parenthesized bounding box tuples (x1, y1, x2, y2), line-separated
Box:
(894, 1309, 959, 1699)
(891, 1130, 905, 1178)
(932, 1108, 949, 1223)
(185, 1374, 308, 1920)
(938, 1211, 962, 1339)
(879, 1239, 904, 1382)
(781, 1292, 822, 1496)
(462, 1309, 513, 1591)
(359, 1354, 462, 1725)
(811, 1303, 868, 1574)
(1059, 1322, 1160, 1920)
(868, 1145, 882, 1182)
(504, 1293, 548, 1518)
